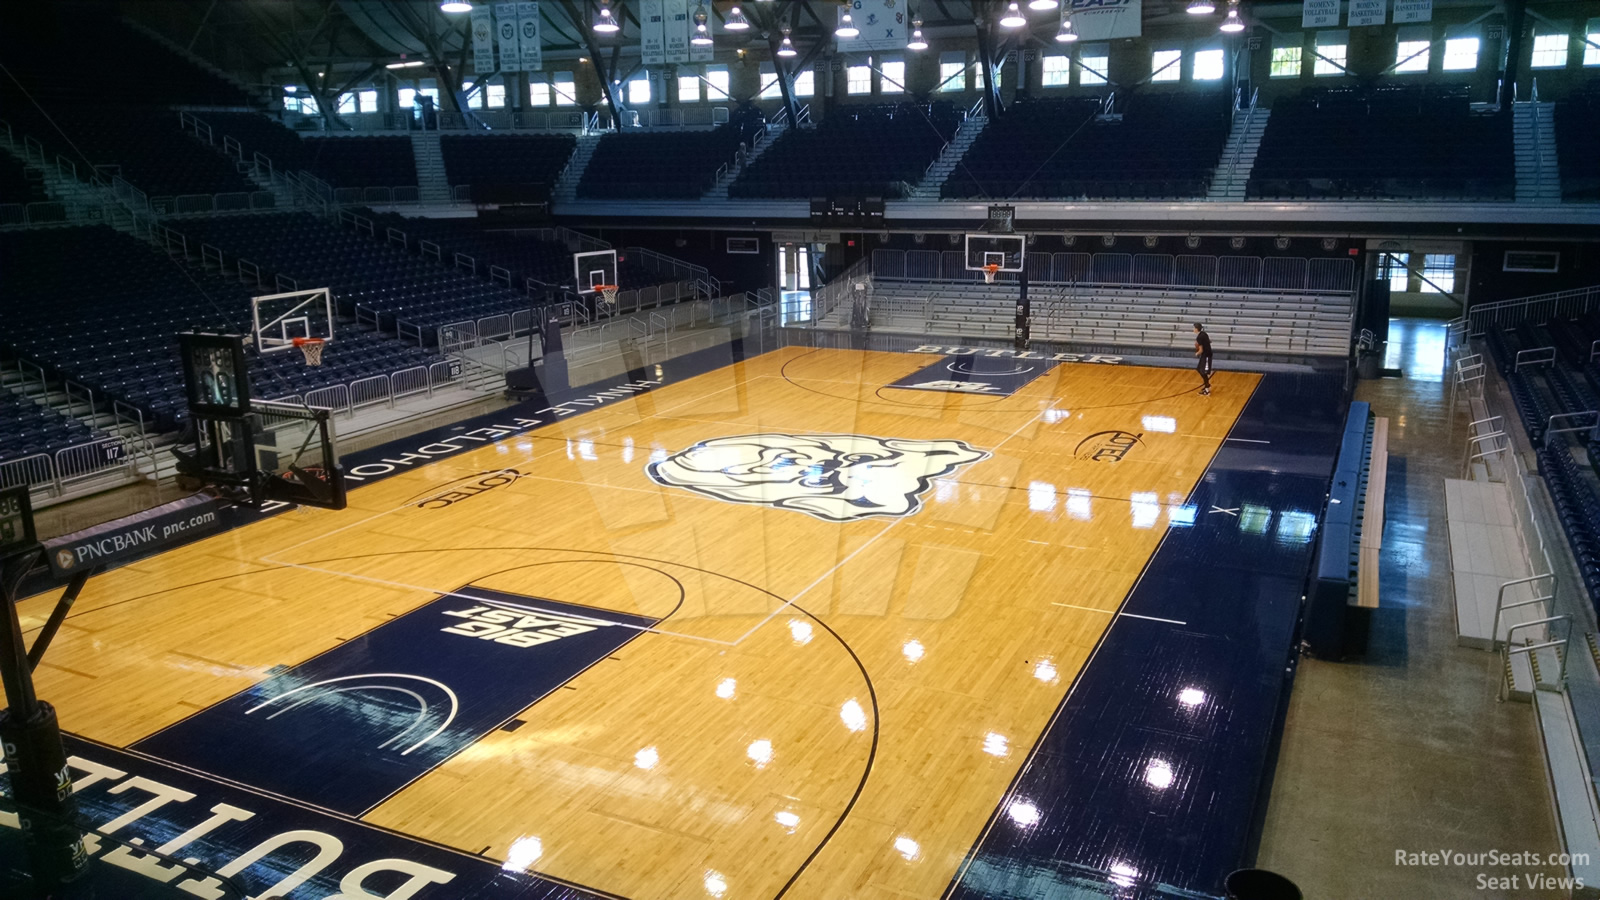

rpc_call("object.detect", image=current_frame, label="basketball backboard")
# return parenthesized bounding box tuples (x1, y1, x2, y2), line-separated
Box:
(574, 249, 619, 295)
(965, 234, 1026, 273)
(252, 288, 334, 354)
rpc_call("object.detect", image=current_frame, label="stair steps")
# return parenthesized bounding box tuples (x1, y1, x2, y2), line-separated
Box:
(1207, 108, 1270, 201)
(705, 122, 787, 199)
(408, 132, 452, 204)
(552, 133, 603, 203)
(910, 115, 988, 200)
(1512, 101, 1562, 204)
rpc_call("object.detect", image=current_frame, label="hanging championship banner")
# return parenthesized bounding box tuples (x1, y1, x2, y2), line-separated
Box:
(641, 0, 665, 65)
(517, 2, 542, 71)
(1392, 0, 1432, 22)
(849, 0, 909, 51)
(470, 5, 495, 74)
(494, 4, 522, 71)
(1068, 0, 1142, 42)
(665, 0, 689, 63)
(1348, 0, 1386, 26)
(1301, 0, 1340, 27)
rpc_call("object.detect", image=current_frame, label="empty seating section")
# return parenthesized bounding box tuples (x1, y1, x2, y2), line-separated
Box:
(0, 389, 110, 466)
(864, 247, 1355, 355)
(1555, 91, 1600, 202)
(943, 93, 1230, 200)
(55, 108, 257, 198)
(0, 226, 437, 432)
(201, 112, 314, 172)
(0, 154, 44, 204)
(1249, 87, 1513, 200)
(0, 13, 250, 110)
(731, 103, 960, 199)
(0, 11, 254, 200)
(302, 137, 417, 189)
(580, 115, 764, 199)
(175, 212, 524, 345)
(1484, 323, 1600, 613)
(355, 210, 673, 293)
(441, 134, 576, 199)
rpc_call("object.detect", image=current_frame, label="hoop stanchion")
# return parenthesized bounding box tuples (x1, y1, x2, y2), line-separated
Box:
(292, 337, 326, 366)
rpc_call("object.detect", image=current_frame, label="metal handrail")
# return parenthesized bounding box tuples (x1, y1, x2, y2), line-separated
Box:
(1514, 346, 1556, 371)
(1490, 574, 1558, 648)
(1544, 411, 1599, 447)
(1502, 614, 1571, 700)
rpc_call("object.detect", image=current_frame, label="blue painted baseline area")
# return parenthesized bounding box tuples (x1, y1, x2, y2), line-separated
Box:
(947, 370, 1346, 899)
(132, 588, 658, 817)
(0, 734, 615, 899)
(885, 354, 1055, 396)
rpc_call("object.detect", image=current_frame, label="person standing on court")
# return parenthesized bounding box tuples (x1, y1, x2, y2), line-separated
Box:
(1193, 323, 1213, 395)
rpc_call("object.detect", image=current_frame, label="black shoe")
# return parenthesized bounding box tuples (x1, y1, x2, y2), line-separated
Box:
(1200, 386, 1210, 395)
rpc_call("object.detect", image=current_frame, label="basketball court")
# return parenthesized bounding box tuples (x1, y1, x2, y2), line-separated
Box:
(3, 338, 1345, 899)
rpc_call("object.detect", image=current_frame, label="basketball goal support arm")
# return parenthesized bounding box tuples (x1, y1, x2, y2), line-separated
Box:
(27, 568, 92, 671)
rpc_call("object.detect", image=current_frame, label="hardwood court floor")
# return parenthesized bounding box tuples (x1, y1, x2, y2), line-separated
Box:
(18, 347, 1258, 899)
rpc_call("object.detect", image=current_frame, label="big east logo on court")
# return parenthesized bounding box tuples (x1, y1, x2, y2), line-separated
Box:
(440, 604, 614, 647)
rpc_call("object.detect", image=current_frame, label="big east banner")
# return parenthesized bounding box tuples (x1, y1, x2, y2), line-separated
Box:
(1070, 0, 1142, 40)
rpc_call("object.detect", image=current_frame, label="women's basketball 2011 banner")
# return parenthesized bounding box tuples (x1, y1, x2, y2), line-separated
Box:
(1069, 0, 1142, 41)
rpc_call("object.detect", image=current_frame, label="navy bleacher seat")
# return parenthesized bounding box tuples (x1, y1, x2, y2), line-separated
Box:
(1555, 91, 1600, 202)
(1248, 86, 1513, 201)
(0, 225, 442, 431)
(943, 92, 1230, 200)
(580, 113, 764, 199)
(441, 134, 576, 202)
(302, 137, 417, 190)
(0, 153, 45, 204)
(730, 103, 959, 200)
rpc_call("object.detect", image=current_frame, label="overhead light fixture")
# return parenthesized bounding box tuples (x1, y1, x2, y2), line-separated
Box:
(907, 19, 928, 50)
(1029, 0, 1060, 9)
(594, 0, 620, 32)
(1055, 16, 1078, 41)
(691, 7, 713, 45)
(1187, 0, 1216, 12)
(385, 60, 426, 69)
(1219, 2, 1244, 32)
(837, 11, 859, 38)
(284, 85, 298, 93)
(439, 0, 473, 13)
(778, 27, 797, 56)
(1000, 2, 1027, 27)
(724, 5, 751, 30)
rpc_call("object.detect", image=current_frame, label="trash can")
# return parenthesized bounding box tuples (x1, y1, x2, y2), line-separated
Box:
(1223, 868, 1302, 900)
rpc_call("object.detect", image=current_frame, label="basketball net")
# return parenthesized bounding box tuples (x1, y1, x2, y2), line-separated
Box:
(598, 285, 619, 306)
(982, 264, 1000, 285)
(293, 337, 326, 367)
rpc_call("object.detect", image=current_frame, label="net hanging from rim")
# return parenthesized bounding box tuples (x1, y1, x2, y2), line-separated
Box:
(596, 284, 619, 306)
(982, 264, 1000, 284)
(292, 337, 326, 366)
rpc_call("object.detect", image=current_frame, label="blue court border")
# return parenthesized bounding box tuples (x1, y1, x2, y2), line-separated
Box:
(945, 369, 1347, 899)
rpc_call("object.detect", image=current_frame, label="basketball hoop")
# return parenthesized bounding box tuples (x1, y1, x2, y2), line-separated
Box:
(292, 337, 326, 367)
(982, 264, 1000, 285)
(596, 284, 619, 306)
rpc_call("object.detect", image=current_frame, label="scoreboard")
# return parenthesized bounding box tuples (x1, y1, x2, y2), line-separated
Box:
(0, 486, 36, 557)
